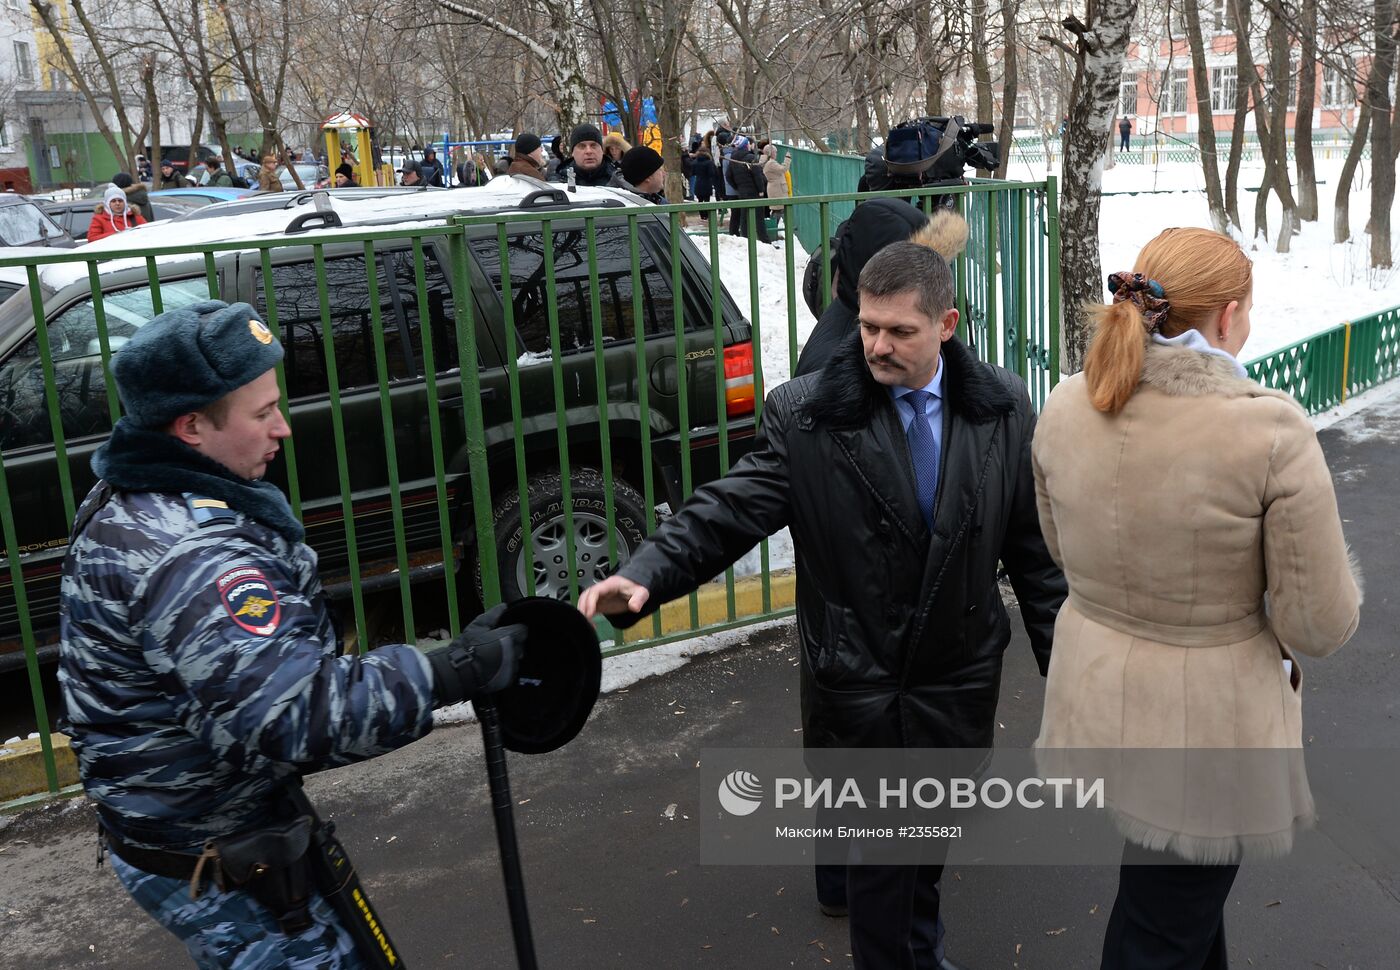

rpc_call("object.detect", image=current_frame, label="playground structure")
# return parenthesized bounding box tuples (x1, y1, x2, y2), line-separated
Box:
(436, 136, 517, 186)
(601, 96, 663, 152)
(322, 111, 382, 186)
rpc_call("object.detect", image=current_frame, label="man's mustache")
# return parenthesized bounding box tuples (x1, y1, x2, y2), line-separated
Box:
(867, 355, 902, 370)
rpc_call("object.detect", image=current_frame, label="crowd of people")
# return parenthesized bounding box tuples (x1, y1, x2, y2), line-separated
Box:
(49, 112, 1365, 970)
(391, 121, 795, 233)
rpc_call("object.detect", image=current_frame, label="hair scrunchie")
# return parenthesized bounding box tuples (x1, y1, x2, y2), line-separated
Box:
(1106, 272, 1170, 333)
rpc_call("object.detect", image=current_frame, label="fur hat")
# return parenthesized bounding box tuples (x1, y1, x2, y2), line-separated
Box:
(620, 146, 663, 186)
(909, 209, 971, 263)
(112, 300, 284, 428)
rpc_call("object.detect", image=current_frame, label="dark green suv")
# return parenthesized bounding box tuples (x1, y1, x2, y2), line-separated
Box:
(0, 186, 757, 670)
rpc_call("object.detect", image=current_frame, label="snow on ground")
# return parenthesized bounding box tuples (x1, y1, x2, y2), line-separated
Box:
(690, 162, 1400, 579)
(1092, 156, 1400, 357)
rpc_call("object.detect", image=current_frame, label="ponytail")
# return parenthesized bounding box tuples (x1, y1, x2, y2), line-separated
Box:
(1083, 300, 1146, 415)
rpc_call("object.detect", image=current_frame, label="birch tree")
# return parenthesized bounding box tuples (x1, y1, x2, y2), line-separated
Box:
(1047, 2, 1140, 374)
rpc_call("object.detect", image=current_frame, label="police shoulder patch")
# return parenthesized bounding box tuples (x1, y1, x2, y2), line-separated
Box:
(216, 566, 282, 636)
(185, 492, 237, 527)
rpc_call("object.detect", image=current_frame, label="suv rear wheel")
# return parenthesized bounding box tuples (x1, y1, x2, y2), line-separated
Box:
(480, 468, 649, 602)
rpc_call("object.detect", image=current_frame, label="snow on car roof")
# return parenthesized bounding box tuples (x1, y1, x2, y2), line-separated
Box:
(34, 178, 641, 293)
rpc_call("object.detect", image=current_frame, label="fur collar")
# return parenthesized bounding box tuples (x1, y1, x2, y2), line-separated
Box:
(804, 327, 1018, 429)
(1140, 343, 1300, 409)
(93, 418, 305, 543)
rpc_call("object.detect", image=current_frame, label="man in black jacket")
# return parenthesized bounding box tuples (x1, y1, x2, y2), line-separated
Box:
(582, 241, 1065, 970)
(549, 123, 616, 188)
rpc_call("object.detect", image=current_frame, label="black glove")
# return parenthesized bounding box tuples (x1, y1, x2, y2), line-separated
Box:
(428, 604, 528, 707)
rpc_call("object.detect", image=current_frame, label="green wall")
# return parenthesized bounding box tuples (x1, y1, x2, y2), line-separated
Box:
(26, 131, 128, 189)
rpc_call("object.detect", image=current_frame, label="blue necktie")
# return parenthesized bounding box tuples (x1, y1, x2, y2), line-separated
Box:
(904, 389, 938, 529)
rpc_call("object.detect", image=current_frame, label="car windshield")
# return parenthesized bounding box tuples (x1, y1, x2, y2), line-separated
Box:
(0, 203, 66, 247)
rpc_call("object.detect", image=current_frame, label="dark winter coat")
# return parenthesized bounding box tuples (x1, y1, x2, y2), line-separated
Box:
(157, 171, 186, 190)
(614, 330, 1065, 750)
(794, 198, 929, 377)
(550, 156, 616, 188)
(729, 149, 764, 199)
(507, 156, 546, 179)
(419, 156, 446, 187)
(692, 152, 719, 201)
(123, 183, 155, 222)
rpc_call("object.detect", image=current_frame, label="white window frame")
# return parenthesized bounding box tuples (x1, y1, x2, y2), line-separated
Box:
(1119, 72, 1139, 115)
(1168, 68, 1190, 115)
(1322, 65, 1354, 109)
(13, 41, 32, 84)
(1210, 66, 1238, 113)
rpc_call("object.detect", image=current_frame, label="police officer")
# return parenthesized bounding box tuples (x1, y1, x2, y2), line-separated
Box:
(59, 299, 524, 968)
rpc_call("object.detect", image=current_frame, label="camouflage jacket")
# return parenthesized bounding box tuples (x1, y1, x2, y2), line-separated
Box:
(58, 484, 436, 851)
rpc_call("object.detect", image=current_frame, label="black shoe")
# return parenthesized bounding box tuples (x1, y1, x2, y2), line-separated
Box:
(937, 957, 968, 970)
(818, 901, 848, 918)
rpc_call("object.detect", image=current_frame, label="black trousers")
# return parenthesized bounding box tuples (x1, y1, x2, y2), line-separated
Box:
(847, 862, 946, 970)
(728, 204, 771, 242)
(1101, 842, 1240, 970)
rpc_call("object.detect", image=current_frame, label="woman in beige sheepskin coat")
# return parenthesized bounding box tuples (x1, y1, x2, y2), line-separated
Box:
(1032, 227, 1361, 970)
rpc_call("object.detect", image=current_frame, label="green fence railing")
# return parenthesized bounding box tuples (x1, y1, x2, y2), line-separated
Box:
(0, 181, 1058, 802)
(1246, 305, 1400, 413)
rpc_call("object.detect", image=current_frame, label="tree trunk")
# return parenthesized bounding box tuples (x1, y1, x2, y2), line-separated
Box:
(29, 1, 131, 174)
(995, 0, 1020, 180)
(144, 61, 161, 183)
(1264, 10, 1300, 252)
(1295, 0, 1319, 221)
(1335, 98, 1372, 242)
(187, 98, 204, 184)
(1059, 2, 1140, 375)
(1182, 0, 1227, 233)
(1254, 166, 1272, 241)
(970, 0, 994, 177)
(1368, 0, 1396, 268)
(1224, 0, 1252, 233)
(438, 0, 588, 133)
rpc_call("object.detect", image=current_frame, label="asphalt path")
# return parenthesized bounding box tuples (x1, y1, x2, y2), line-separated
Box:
(2, 393, 1396, 969)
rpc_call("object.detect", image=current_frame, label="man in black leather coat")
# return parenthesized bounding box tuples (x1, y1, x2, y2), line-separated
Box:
(582, 242, 1065, 970)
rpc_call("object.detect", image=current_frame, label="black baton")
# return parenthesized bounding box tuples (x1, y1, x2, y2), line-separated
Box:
(477, 696, 540, 970)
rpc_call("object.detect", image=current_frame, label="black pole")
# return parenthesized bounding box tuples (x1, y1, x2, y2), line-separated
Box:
(477, 698, 540, 970)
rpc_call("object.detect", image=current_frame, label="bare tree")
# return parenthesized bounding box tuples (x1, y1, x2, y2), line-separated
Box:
(1295, 0, 1321, 221)
(1047, 2, 1140, 375)
(1181, 0, 1227, 233)
(1223, 0, 1253, 232)
(1334, 89, 1372, 242)
(1367, 0, 1396, 267)
(31, 0, 144, 173)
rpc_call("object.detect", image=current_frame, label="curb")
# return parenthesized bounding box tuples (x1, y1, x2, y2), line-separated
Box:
(617, 569, 796, 643)
(0, 733, 79, 804)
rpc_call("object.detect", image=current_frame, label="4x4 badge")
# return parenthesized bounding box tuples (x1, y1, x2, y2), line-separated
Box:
(248, 320, 274, 345)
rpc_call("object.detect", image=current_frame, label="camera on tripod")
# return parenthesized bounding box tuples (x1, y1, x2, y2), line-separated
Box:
(861, 115, 1001, 193)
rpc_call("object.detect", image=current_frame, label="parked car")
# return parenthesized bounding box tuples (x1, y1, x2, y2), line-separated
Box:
(0, 247, 59, 306)
(234, 162, 327, 191)
(148, 186, 257, 206)
(0, 184, 757, 670)
(42, 195, 210, 242)
(0, 196, 77, 249)
(145, 144, 222, 173)
(168, 186, 443, 223)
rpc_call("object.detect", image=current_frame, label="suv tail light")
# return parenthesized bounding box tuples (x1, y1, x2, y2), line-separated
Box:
(724, 341, 756, 417)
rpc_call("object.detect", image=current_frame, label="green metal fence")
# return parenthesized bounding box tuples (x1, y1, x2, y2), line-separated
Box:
(0, 181, 1059, 802)
(1246, 305, 1400, 414)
